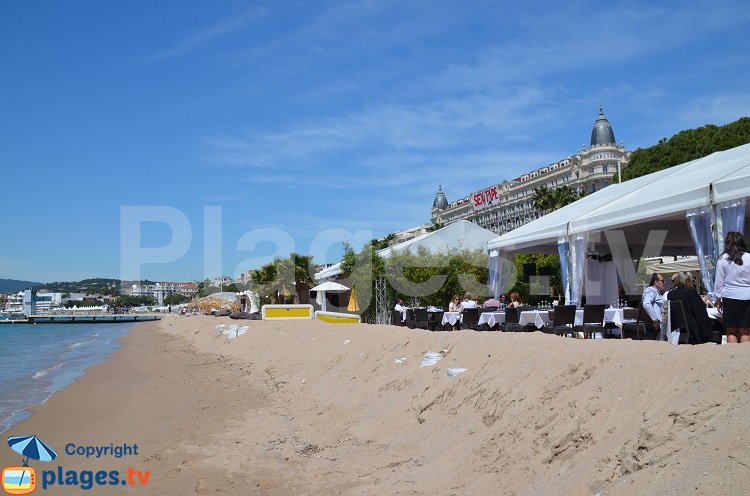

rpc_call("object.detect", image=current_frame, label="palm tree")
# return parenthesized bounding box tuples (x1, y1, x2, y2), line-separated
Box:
(250, 253, 316, 303)
(532, 185, 585, 214)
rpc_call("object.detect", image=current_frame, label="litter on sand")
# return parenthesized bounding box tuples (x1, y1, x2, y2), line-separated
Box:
(420, 352, 442, 368)
(447, 367, 467, 377)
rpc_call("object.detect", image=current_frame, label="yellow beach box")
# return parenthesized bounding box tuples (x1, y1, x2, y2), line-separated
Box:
(314, 311, 361, 324)
(261, 304, 314, 320)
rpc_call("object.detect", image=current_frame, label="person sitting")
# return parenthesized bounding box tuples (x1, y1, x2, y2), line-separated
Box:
(483, 296, 501, 311)
(642, 273, 665, 339)
(448, 295, 461, 312)
(509, 292, 523, 308)
(394, 299, 407, 322)
(459, 292, 478, 311)
(667, 271, 716, 344)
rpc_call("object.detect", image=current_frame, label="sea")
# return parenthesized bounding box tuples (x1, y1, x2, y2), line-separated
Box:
(0, 322, 134, 433)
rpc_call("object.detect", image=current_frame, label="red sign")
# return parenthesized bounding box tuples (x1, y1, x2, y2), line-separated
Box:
(473, 186, 499, 210)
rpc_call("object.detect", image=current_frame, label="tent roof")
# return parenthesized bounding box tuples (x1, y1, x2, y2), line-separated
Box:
(570, 145, 750, 236)
(487, 165, 681, 253)
(713, 163, 750, 204)
(314, 220, 498, 282)
(489, 143, 750, 257)
(645, 256, 699, 275)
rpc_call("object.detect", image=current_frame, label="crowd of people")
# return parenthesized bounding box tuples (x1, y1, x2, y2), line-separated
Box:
(643, 231, 750, 344)
(391, 231, 749, 345)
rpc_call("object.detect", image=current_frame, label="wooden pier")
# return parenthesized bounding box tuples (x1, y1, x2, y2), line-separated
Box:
(0, 314, 161, 324)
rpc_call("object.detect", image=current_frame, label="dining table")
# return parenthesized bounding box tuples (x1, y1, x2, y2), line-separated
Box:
(441, 311, 462, 327)
(477, 311, 506, 327)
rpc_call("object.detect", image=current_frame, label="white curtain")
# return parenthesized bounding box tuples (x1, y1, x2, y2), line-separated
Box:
(488, 251, 500, 298)
(585, 259, 618, 306)
(557, 238, 570, 303)
(488, 250, 513, 299)
(686, 207, 716, 293)
(716, 198, 746, 241)
(570, 233, 588, 307)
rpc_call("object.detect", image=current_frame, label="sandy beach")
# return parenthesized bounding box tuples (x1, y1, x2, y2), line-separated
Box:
(2, 316, 749, 495)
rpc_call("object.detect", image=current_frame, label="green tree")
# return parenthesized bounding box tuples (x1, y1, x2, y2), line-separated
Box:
(341, 243, 489, 323)
(532, 185, 585, 214)
(249, 253, 316, 304)
(164, 293, 190, 305)
(113, 295, 155, 307)
(618, 116, 750, 181)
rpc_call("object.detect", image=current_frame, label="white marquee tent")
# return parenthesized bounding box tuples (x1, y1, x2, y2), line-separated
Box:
(315, 220, 498, 282)
(488, 143, 750, 304)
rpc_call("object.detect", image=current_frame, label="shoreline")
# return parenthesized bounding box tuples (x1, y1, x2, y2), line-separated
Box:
(1, 315, 748, 495)
(0, 321, 136, 435)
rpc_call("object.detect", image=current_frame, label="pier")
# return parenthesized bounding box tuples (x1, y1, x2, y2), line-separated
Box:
(0, 314, 161, 324)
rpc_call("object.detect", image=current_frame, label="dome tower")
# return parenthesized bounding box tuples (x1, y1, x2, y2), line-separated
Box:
(432, 185, 448, 210)
(590, 106, 616, 146)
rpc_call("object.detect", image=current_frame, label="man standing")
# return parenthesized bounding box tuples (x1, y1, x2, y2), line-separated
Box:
(394, 299, 407, 323)
(643, 273, 666, 339)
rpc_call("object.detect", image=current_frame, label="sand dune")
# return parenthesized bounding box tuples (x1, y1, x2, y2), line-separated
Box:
(2, 315, 748, 495)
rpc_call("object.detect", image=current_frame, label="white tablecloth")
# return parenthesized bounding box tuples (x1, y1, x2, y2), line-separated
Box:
(519, 310, 552, 328)
(477, 312, 505, 327)
(519, 308, 629, 330)
(441, 311, 462, 326)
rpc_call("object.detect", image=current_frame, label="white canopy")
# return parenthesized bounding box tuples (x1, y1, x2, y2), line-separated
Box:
(315, 220, 498, 282)
(310, 281, 349, 292)
(713, 163, 750, 204)
(645, 256, 700, 275)
(487, 167, 677, 254)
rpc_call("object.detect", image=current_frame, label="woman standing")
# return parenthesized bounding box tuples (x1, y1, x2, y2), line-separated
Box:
(715, 231, 750, 344)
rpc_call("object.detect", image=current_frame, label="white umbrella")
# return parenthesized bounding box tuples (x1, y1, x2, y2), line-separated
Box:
(310, 281, 349, 312)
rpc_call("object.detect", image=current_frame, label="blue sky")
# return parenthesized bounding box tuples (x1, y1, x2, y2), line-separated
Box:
(1, 0, 748, 283)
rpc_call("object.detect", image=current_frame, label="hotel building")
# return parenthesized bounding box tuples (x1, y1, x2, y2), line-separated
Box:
(430, 108, 630, 235)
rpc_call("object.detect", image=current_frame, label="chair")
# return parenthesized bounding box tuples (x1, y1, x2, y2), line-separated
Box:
(544, 305, 577, 337)
(412, 308, 429, 330)
(462, 308, 480, 330)
(621, 303, 651, 340)
(669, 300, 691, 344)
(501, 306, 522, 332)
(577, 304, 606, 339)
(391, 310, 405, 326)
(427, 310, 444, 331)
(405, 308, 416, 328)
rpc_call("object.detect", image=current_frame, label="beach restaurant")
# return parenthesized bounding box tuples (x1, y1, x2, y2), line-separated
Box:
(488, 143, 750, 306)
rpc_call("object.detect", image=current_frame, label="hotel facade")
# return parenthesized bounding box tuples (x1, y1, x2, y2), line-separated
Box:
(430, 108, 630, 235)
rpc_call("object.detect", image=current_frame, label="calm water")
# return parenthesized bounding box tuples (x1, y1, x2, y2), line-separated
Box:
(0, 322, 134, 433)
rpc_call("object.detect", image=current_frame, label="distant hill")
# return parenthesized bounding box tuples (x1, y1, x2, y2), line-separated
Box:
(621, 116, 750, 180)
(39, 278, 157, 295)
(0, 279, 43, 293)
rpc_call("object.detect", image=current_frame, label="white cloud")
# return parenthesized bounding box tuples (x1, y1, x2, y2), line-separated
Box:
(151, 9, 265, 61)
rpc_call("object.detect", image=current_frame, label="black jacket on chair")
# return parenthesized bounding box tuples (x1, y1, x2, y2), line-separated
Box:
(667, 287, 712, 344)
